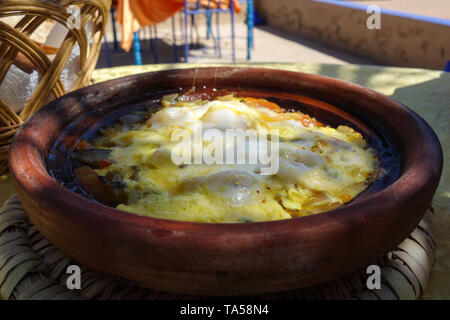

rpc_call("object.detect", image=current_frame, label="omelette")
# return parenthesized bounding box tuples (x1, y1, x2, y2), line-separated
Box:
(73, 94, 378, 223)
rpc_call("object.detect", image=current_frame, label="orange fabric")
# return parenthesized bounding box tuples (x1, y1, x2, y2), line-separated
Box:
(183, 1, 241, 13)
(116, 0, 141, 51)
(116, 0, 241, 51)
(130, 0, 184, 27)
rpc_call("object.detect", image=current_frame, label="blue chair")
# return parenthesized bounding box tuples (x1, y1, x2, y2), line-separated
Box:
(182, 0, 236, 62)
(202, 0, 257, 60)
(133, 31, 143, 65)
(131, 27, 161, 65)
(110, 7, 119, 51)
(444, 61, 450, 72)
(102, 34, 112, 67)
(101, 6, 118, 67)
(239, 0, 254, 60)
(105, 2, 158, 66)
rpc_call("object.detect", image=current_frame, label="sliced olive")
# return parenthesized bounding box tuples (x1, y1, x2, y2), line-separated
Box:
(74, 166, 127, 206)
(72, 148, 112, 168)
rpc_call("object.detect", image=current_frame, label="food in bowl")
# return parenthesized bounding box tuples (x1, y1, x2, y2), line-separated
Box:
(70, 94, 378, 223)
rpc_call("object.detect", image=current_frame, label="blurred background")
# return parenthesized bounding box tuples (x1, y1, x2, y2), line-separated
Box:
(98, 0, 450, 71)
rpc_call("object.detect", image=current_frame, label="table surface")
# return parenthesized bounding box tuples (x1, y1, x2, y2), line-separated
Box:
(1, 63, 448, 299)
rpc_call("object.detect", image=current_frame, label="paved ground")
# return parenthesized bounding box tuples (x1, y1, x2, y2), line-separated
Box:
(97, 10, 375, 68)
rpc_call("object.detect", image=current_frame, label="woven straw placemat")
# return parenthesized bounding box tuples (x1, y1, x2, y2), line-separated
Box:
(0, 194, 436, 300)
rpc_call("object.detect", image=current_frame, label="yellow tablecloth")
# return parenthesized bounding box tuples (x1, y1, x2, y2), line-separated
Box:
(1, 63, 448, 298)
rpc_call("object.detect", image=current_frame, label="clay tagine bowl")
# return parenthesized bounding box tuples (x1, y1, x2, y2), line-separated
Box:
(9, 67, 443, 296)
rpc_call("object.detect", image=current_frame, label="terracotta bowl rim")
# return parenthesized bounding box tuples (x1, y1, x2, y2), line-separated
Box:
(9, 67, 443, 235)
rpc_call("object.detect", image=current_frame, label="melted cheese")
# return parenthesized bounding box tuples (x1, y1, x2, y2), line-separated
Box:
(92, 95, 377, 223)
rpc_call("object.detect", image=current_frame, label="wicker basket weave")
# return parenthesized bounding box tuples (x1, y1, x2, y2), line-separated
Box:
(0, 0, 110, 175)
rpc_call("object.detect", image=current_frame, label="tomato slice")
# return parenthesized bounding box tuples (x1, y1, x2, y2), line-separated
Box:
(99, 158, 115, 169)
(244, 97, 284, 113)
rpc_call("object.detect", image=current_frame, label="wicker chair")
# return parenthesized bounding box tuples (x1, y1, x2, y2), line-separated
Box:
(0, 0, 110, 175)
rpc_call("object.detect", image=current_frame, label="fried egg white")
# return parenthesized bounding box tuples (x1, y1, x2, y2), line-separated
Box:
(92, 95, 377, 223)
